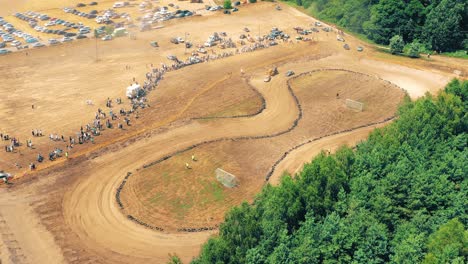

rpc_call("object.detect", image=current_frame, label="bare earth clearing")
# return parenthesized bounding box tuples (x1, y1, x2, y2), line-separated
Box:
(0, 1, 466, 264)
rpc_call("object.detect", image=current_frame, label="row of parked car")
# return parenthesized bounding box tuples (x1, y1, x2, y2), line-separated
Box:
(0, 9, 96, 55)
(76, 2, 98, 7)
(15, 12, 92, 38)
(0, 16, 39, 50)
(63, 7, 98, 19)
(23, 11, 50, 21)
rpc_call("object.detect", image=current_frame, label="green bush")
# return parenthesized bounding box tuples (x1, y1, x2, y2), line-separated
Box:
(223, 0, 232, 9)
(406, 40, 422, 58)
(389, 35, 404, 54)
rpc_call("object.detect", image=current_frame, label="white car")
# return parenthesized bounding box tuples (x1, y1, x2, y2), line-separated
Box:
(204, 41, 215, 47)
(32, 42, 45, 48)
(11, 40, 21, 47)
(101, 35, 112, 41)
(61, 37, 73, 42)
(113, 2, 125, 8)
(80, 28, 90, 34)
(0, 172, 12, 183)
(48, 38, 59, 45)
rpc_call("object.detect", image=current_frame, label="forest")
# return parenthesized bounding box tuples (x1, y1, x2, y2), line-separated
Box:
(283, 0, 467, 53)
(190, 79, 467, 264)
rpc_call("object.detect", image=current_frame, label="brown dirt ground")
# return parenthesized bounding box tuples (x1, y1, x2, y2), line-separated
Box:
(0, 1, 463, 264)
(121, 70, 404, 231)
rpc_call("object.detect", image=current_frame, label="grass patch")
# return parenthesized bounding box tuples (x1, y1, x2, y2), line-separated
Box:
(200, 180, 225, 203)
(440, 50, 468, 59)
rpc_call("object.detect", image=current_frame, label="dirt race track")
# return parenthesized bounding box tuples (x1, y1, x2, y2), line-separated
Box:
(0, 1, 467, 263)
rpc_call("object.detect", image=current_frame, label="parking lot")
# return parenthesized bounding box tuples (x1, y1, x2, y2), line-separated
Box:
(0, 0, 218, 55)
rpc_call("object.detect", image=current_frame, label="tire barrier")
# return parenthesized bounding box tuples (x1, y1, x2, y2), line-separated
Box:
(177, 225, 219, 232)
(115, 172, 132, 210)
(116, 69, 405, 233)
(127, 215, 164, 231)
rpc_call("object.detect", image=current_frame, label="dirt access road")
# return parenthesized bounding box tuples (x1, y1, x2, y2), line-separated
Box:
(0, 1, 465, 264)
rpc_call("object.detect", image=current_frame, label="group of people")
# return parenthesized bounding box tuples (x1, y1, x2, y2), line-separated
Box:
(3, 29, 288, 173)
(31, 129, 43, 137)
(3, 136, 20, 153)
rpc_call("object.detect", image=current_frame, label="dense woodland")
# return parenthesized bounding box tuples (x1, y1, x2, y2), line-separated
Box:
(283, 0, 467, 53)
(189, 80, 467, 264)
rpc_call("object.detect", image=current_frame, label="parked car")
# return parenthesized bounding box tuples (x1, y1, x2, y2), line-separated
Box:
(357, 46, 364, 52)
(285, 70, 294, 77)
(26, 38, 38, 43)
(77, 3, 86, 7)
(76, 34, 87, 39)
(89, 1, 98, 5)
(32, 42, 45, 48)
(101, 35, 112, 41)
(0, 49, 11, 55)
(48, 38, 59, 44)
(61, 37, 73, 42)
(11, 40, 21, 47)
(0, 42, 5, 48)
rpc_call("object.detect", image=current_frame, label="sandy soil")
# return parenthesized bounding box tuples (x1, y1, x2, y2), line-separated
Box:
(120, 70, 404, 231)
(0, 2, 462, 264)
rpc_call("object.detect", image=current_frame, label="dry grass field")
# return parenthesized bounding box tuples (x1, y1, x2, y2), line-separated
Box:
(0, 1, 465, 263)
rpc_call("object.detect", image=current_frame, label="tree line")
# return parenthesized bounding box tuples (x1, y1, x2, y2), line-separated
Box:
(187, 79, 467, 264)
(284, 0, 467, 53)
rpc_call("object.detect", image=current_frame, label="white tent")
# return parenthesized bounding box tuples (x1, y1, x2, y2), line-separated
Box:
(126, 84, 141, 98)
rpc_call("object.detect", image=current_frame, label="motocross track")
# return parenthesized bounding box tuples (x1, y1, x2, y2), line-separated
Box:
(0, 2, 465, 264)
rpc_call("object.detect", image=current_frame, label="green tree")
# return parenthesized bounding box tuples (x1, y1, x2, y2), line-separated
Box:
(167, 253, 183, 264)
(423, 0, 466, 52)
(389, 35, 405, 54)
(223, 0, 232, 9)
(364, 0, 408, 44)
(423, 218, 468, 264)
(407, 39, 422, 58)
